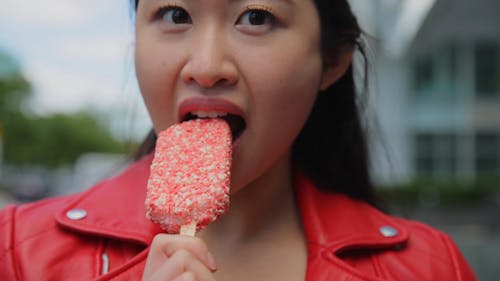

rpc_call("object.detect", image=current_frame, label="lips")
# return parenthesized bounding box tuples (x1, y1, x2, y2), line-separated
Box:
(178, 97, 247, 142)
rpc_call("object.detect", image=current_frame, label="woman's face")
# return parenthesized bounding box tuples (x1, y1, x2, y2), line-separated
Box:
(135, 0, 325, 191)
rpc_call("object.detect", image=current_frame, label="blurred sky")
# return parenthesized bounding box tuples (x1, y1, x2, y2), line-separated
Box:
(0, 0, 150, 139)
(0, 0, 433, 139)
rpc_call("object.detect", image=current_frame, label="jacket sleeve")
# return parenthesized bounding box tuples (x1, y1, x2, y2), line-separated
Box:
(440, 232, 477, 281)
(0, 205, 19, 280)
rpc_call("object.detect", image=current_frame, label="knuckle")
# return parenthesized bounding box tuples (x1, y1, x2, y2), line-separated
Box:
(152, 234, 182, 259)
(151, 233, 167, 245)
(191, 237, 208, 251)
(175, 249, 193, 262)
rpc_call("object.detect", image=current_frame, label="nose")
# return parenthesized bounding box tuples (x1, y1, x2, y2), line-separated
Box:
(181, 27, 238, 89)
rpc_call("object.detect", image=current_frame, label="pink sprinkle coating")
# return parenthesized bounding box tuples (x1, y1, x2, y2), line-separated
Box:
(146, 119, 232, 233)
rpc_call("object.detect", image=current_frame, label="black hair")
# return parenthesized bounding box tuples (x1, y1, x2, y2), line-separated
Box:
(130, 0, 378, 205)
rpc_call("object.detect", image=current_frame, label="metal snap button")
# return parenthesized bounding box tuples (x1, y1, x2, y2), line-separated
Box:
(379, 226, 398, 237)
(66, 209, 87, 220)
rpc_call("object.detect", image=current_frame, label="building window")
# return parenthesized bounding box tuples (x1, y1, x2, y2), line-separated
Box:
(415, 134, 434, 176)
(475, 132, 500, 176)
(444, 44, 457, 93)
(412, 44, 458, 95)
(415, 133, 458, 178)
(475, 43, 500, 97)
(413, 57, 434, 93)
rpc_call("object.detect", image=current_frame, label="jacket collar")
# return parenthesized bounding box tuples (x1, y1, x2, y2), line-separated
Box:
(56, 155, 408, 252)
(295, 172, 409, 254)
(55, 154, 163, 245)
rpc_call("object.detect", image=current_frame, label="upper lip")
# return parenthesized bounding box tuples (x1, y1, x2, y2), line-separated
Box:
(177, 97, 246, 122)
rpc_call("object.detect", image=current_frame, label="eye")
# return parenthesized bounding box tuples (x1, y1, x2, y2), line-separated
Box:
(155, 6, 192, 25)
(237, 8, 276, 27)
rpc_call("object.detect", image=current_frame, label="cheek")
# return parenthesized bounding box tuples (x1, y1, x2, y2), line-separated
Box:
(244, 43, 323, 135)
(266, 51, 322, 108)
(231, 47, 322, 189)
(135, 42, 179, 130)
(261, 67, 319, 145)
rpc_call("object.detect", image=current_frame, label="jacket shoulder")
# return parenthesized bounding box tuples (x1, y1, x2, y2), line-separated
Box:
(0, 204, 18, 280)
(0, 193, 81, 280)
(0, 155, 154, 281)
(383, 215, 477, 281)
(295, 174, 477, 280)
(0, 192, 81, 247)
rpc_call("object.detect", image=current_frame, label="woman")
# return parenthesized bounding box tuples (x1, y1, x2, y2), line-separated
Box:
(0, 0, 476, 280)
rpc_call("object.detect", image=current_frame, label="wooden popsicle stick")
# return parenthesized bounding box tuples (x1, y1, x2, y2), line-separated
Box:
(180, 221, 197, 236)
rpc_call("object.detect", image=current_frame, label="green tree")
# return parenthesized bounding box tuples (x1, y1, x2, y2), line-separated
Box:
(4, 112, 127, 167)
(1, 52, 130, 168)
(0, 53, 31, 119)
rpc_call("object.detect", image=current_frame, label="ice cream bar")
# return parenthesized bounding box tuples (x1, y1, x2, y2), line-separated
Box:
(146, 118, 232, 235)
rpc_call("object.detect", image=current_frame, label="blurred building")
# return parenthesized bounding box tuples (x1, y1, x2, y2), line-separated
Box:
(363, 2, 500, 279)
(366, 0, 500, 184)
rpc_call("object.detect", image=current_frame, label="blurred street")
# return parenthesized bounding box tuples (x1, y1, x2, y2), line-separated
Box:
(0, 190, 14, 208)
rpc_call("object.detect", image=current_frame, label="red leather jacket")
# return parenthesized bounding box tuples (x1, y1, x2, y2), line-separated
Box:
(0, 155, 477, 280)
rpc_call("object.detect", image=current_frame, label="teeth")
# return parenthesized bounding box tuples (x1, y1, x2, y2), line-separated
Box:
(191, 111, 228, 118)
(207, 112, 222, 118)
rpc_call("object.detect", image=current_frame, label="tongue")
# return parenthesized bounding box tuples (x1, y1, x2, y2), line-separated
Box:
(221, 115, 246, 141)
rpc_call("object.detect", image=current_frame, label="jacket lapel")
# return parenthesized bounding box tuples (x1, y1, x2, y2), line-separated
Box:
(55, 154, 163, 246)
(295, 172, 409, 280)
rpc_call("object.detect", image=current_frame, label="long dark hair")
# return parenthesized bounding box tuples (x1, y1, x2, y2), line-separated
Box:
(131, 0, 377, 205)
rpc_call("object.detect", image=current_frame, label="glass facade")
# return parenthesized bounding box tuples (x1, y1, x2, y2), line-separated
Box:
(412, 42, 500, 179)
(415, 133, 458, 178)
(475, 132, 500, 176)
(475, 42, 500, 97)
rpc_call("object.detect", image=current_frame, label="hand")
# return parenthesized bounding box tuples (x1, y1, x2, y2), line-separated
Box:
(142, 234, 217, 281)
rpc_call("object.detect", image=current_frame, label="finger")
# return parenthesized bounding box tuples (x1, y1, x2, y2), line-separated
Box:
(171, 272, 195, 281)
(151, 234, 217, 271)
(150, 249, 216, 281)
(143, 235, 217, 280)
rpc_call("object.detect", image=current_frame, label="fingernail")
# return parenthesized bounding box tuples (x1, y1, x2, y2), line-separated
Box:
(206, 251, 217, 271)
